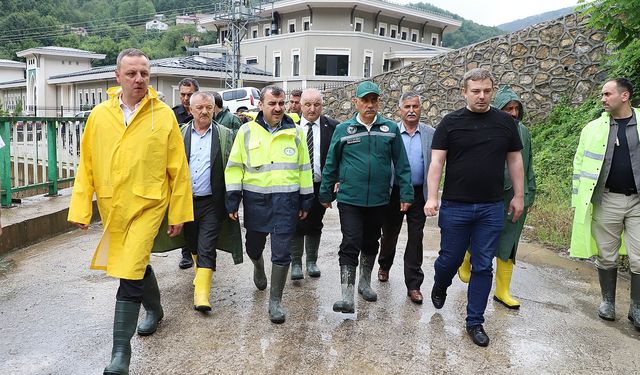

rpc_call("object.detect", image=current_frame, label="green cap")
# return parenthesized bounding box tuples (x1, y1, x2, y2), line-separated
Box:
(355, 81, 380, 98)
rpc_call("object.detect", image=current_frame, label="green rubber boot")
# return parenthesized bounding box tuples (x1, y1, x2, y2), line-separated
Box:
(137, 266, 164, 336)
(290, 234, 304, 280)
(358, 253, 378, 302)
(104, 301, 141, 375)
(597, 267, 617, 321)
(333, 265, 356, 313)
(251, 256, 268, 291)
(305, 234, 322, 278)
(629, 272, 640, 330)
(269, 264, 289, 324)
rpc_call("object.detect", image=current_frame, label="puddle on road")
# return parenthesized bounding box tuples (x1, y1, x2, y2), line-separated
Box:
(0, 256, 16, 277)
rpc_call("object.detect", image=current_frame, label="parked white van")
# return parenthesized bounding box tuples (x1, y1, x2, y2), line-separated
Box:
(218, 87, 260, 113)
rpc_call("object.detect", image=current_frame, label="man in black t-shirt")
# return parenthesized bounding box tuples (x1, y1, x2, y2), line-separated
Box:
(424, 68, 524, 347)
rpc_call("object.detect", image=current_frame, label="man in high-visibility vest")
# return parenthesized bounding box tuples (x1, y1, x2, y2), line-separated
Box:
(225, 85, 314, 324)
(571, 78, 640, 330)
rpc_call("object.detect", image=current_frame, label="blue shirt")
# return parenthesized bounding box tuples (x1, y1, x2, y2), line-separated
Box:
(190, 125, 213, 196)
(400, 122, 424, 186)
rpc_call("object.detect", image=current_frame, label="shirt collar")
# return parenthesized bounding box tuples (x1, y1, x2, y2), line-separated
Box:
(399, 121, 421, 134)
(119, 95, 142, 112)
(301, 116, 320, 127)
(356, 113, 377, 127)
(610, 110, 637, 127)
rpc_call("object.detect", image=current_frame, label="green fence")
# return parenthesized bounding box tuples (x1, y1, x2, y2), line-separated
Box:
(0, 116, 86, 207)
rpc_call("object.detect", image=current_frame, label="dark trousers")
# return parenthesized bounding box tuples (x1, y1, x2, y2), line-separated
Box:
(246, 230, 293, 266)
(295, 182, 327, 235)
(116, 265, 151, 303)
(433, 200, 504, 327)
(379, 185, 426, 290)
(183, 196, 221, 270)
(337, 202, 385, 267)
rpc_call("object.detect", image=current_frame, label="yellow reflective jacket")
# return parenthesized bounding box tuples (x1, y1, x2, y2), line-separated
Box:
(225, 112, 313, 233)
(68, 86, 194, 279)
(569, 108, 640, 258)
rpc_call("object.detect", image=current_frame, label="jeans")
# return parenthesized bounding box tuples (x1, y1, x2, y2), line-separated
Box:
(433, 200, 504, 327)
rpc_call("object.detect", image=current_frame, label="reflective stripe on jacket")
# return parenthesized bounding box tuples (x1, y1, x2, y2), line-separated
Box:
(224, 113, 313, 233)
(569, 108, 640, 257)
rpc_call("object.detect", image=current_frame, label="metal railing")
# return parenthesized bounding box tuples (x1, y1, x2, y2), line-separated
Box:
(0, 117, 86, 207)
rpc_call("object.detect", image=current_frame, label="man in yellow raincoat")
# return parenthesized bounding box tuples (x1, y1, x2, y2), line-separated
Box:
(68, 48, 193, 375)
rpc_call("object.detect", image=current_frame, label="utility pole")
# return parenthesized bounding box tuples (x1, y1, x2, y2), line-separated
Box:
(208, 0, 273, 89)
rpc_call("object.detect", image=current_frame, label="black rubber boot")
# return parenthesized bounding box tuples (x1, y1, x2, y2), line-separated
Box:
(104, 301, 141, 375)
(251, 256, 268, 291)
(358, 253, 378, 302)
(137, 266, 164, 336)
(333, 265, 356, 313)
(629, 272, 640, 330)
(290, 235, 304, 280)
(597, 267, 617, 321)
(269, 264, 289, 324)
(305, 234, 322, 278)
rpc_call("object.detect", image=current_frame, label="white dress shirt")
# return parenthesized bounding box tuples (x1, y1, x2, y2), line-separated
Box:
(301, 116, 322, 182)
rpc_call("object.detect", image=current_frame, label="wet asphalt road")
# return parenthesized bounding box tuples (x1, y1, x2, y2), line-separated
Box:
(0, 207, 639, 375)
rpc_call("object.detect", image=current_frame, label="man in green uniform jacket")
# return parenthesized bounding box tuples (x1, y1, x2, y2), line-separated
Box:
(457, 85, 536, 310)
(320, 81, 413, 314)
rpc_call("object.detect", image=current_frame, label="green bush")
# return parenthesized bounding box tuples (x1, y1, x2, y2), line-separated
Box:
(527, 97, 602, 248)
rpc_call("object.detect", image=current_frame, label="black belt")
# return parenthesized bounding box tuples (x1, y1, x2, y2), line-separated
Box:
(193, 194, 213, 201)
(606, 188, 637, 196)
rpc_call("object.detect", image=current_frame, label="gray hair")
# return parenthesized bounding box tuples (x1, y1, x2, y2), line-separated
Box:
(116, 48, 148, 69)
(178, 77, 200, 91)
(398, 91, 421, 107)
(301, 88, 323, 105)
(190, 91, 215, 107)
(462, 68, 494, 88)
(260, 85, 285, 101)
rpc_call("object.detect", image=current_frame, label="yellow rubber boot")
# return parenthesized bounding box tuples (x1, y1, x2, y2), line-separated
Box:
(493, 258, 520, 309)
(192, 254, 198, 286)
(194, 267, 213, 312)
(457, 251, 471, 283)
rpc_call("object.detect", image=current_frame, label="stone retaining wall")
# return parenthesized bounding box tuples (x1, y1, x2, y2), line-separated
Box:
(323, 13, 606, 126)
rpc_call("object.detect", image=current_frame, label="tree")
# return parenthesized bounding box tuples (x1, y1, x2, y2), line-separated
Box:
(580, 0, 640, 95)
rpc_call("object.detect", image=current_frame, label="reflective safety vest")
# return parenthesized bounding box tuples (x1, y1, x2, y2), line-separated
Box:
(569, 108, 640, 257)
(224, 115, 314, 233)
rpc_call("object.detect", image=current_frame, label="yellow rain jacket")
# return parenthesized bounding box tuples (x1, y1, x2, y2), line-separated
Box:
(68, 86, 194, 279)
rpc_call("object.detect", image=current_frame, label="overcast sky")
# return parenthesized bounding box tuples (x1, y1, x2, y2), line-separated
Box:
(396, 0, 582, 27)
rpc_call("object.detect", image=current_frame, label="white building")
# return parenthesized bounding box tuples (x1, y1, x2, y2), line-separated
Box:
(146, 19, 169, 31)
(199, 0, 461, 90)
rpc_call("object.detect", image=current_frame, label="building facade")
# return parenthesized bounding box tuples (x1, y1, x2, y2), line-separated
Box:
(199, 0, 460, 90)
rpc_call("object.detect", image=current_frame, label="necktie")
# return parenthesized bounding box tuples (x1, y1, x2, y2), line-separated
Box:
(307, 123, 314, 169)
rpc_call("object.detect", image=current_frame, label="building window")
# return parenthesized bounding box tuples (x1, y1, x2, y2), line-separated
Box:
(264, 25, 271, 36)
(273, 52, 281, 77)
(292, 49, 300, 77)
(354, 17, 363, 32)
(288, 19, 296, 33)
(91, 91, 96, 105)
(99, 91, 103, 103)
(411, 29, 418, 42)
(401, 27, 408, 40)
(390, 25, 397, 38)
(431, 33, 440, 46)
(302, 17, 310, 31)
(315, 54, 349, 76)
(364, 56, 372, 78)
(383, 59, 390, 72)
(246, 57, 258, 65)
(378, 22, 387, 36)
(251, 26, 258, 38)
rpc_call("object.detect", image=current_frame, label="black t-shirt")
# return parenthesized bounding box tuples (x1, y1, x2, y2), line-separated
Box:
(432, 107, 523, 203)
(606, 116, 637, 193)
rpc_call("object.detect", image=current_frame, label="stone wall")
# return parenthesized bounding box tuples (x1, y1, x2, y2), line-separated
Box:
(322, 13, 606, 126)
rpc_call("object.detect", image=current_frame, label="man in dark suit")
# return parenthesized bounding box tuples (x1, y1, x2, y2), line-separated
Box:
(173, 78, 200, 269)
(180, 91, 236, 311)
(290, 88, 338, 280)
(378, 92, 435, 304)
(173, 78, 199, 129)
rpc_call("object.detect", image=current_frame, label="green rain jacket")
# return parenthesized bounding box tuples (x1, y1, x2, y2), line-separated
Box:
(215, 106, 243, 134)
(492, 86, 537, 261)
(320, 113, 413, 207)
